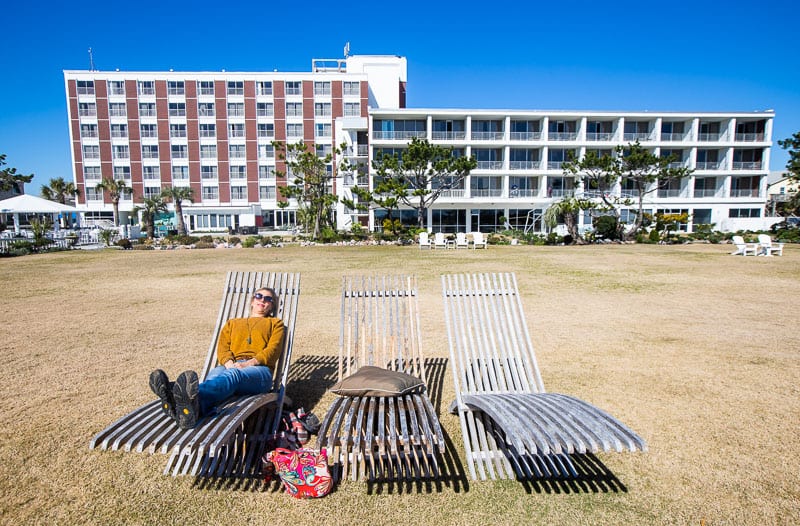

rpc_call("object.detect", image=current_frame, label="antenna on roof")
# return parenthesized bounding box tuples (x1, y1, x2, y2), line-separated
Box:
(88, 47, 96, 71)
(343, 41, 351, 58)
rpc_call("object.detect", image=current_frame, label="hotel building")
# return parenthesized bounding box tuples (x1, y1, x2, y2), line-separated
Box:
(64, 55, 776, 234)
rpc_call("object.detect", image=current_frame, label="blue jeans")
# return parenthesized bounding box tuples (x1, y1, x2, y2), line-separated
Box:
(198, 361, 273, 416)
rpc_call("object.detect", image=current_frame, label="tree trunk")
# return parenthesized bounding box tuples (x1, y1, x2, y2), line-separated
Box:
(175, 201, 187, 235)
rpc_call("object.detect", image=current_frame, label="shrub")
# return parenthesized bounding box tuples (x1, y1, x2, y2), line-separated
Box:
(593, 215, 620, 240)
(200, 235, 214, 243)
(193, 241, 215, 249)
(228, 236, 241, 246)
(242, 236, 259, 248)
(115, 238, 132, 250)
(318, 227, 341, 244)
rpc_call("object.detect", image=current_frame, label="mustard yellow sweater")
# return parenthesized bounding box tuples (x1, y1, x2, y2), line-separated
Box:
(216, 316, 285, 371)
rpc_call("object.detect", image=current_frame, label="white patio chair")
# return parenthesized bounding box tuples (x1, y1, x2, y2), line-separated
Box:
(471, 232, 488, 249)
(757, 234, 784, 256)
(730, 235, 758, 256)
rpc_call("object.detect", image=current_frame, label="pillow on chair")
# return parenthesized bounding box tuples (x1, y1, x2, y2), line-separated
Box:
(330, 366, 426, 397)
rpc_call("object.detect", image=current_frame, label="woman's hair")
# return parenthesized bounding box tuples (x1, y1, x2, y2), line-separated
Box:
(254, 286, 279, 317)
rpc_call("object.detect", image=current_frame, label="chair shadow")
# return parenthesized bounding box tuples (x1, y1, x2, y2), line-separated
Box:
(515, 453, 629, 494)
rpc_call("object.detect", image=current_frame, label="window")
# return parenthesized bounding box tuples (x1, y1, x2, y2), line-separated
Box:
(315, 123, 332, 138)
(85, 188, 102, 201)
(314, 81, 331, 96)
(83, 166, 102, 181)
(623, 121, 651, 141)
(693, 208, 712, 225)
(200, 145, 217, 159)
(198, 102, 215, 117)
(198, 80, 214, 96)
(699, 121, 721, 141)
(202, 186, 219, 200)
(230, 165, 247, 179)
(77, 80, 95, 95)
(199, 123, 216, 138)
(108, 80, 125, 95)
(201, 166, 218, 179)
(728, 208, 761, 218)
(259, 185, 276, 200)
(343, 81, 360, 96)
(230, 186, 248, 200)
(108, 103, 127, 117)
(143, 187, 161, 198)
(286, 102, 303, 117)
(287, 123, 304, 138)
(141, 145, 159, 159)
(140, 124, 157, 138)
(78, 103, 96, 117)
(138, 81, 155, 95)
(113, 166, 131, 180)
(142, 166, 160, 180)
(139, 103, 156, 117)
(171, 145, 188, 159)
(344, 102, 360, 117)
(168, 103, 186, 117)
(110, 124, 128, 138)
(258, 144, 275, 160)
(548, 120, 577, 140)
(81, 124, 98, 138)
(113, 145, 130, 159)
(694, 177, 717, 198)
(227, 103, 244, 117)
(661, 121, 685, 141)
(257, 123, 274, 138)
(257, 81, 272, 95)
(256, 102, 274, 117)
(227, 81, 244, 95)
(171, 165, 188, 180)
(586, 121, 613, 141)
(169, 124, 187, 138)
(316, 144, 332, 158)
(285, 81, 301, 95)
(229, 144, 246, 159)
(167, 81, 185, 95)
(314, 103, 331, 117)
(228, 123, 245, 138)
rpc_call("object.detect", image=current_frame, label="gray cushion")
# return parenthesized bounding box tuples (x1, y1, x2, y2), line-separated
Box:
(329, 366, 426, 397)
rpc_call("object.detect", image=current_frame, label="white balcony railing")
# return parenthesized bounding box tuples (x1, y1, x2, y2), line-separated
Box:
(693, 189, 717, 198)
(661, 133, 686, 141)
(510, 131, 542, 141)
(657, 189, 682, 198)
(548, 132, 578, 141)
(432, 131, 467, 140)
(372, 130, 427, 140)
(547, 161, 565, 170)
(698, 133, 721, 141)
(696, 161, 722, 170)
(470, 189, 503, 197)
(730, 189, 760, 198)
(509, 160, 540, 170)
(586, 132, 613, 141)
(732, 161, 762, 170)
(623, 132, 652, 141)
(438, 189, 466, 198)
(735, 133, 764, 142)
(509, 189, 538, 198)
(471, 131, 504, 140)
(549, 189, 575, 198)
(476, 161, 503, 170)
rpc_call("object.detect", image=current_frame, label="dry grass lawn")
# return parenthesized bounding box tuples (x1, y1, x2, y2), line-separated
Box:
(1, 243, 798, 525)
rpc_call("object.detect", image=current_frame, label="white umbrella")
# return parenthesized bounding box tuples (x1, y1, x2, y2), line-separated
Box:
(0, 194, 77, 234)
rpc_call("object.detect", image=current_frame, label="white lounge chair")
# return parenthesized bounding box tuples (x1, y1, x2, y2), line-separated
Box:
(455, 232, 469, 249)
(418, 231, 432, 249)
(471, 232, 487, 249)
(433, 232, 447, 249)
(730, 235, 758, 256)
(757, 234, 784, 256)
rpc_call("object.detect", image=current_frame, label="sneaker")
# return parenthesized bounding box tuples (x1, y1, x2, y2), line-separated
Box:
(173, 370, 200, 430)
(149, 369, 175, 419)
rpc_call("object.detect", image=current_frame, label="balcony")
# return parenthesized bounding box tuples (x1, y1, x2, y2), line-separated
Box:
(623, 132, 652, 141)
(438, 189, 466, 198)
(696, 161, 722, 170)
(372, 130, 426, 140)
(432, 131, 467, 140)
(471, 131, 504, 140)
(471, 189, 503, 198)
(344, 145, 369, 158)
(657, 189, 682, 198)
(509, 160, 540, 170)
(667, 161, 687, 169)
(698, 133, 721, 141)
(509, 188, 538, 198)
(476, 161, 503, 170)
(548, 132, 578, 141)
(510, 131, 542, 141)
(693, 189, 717, 198)
(661, 133, 686, 141)
(547, 161, 566, 170)
(732, 161, 762, 170)
(730, 189, 760, 198)
(735, 133, 764, 142)
(549, 189, 575, 198)
(586, 132, 614, 141)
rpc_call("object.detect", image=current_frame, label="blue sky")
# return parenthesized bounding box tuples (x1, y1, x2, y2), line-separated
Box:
(2, 0, 797, 194)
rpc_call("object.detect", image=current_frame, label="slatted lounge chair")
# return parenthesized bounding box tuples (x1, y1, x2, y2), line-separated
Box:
(441, 272, 646, 480)
(757, 234, 784, 256)
(418, 231, 432, 249)
(730, 235, 758, 256)
(89, 271, 300, 478)
(317, 275, 445, 481)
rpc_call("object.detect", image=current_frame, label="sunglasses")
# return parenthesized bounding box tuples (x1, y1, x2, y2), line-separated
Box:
(253, 292, 274, 303)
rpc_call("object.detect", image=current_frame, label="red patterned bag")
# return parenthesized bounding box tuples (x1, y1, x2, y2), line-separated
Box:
(266, 447, 332, 498)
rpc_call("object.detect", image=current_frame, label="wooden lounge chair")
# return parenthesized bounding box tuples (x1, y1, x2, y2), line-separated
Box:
(471, 232, 488, 249)
(433, 232, 447, 249)
(455, 232, 469, 249)
(317, 275, 445, 481)
(89, 271, 301, 478)
(730, 235, 758, 256)
(418, 231, 432, 249)
(441, 272, 646, 480)
(757, 234, 784, 256)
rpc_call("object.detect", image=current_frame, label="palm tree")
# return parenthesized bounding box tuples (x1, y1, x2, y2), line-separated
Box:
(543, 196, 595, 244)
(95, 178, 131, 226)
(160, 186, 195, 235)
(41, 177, 80, 227)
(136, 196, 168, 239)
